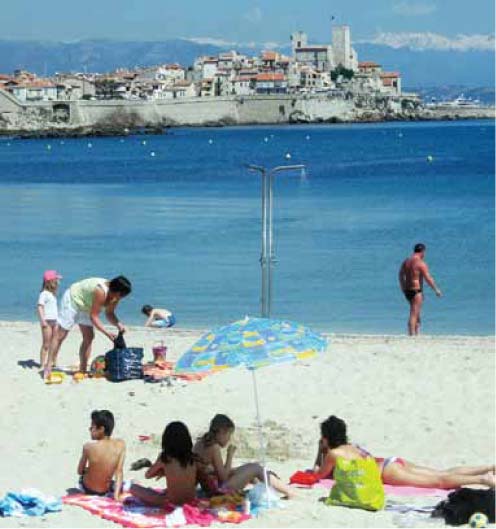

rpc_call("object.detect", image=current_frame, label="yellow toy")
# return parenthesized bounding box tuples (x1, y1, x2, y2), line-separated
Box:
(45, 372, 65, 385)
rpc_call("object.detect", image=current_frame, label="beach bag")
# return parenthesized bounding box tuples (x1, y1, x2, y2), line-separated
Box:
(289, 471, 320, 486)
(432, 488, 495, 525)
(324, 457, 385, 511)
(105, 347, 144, 382)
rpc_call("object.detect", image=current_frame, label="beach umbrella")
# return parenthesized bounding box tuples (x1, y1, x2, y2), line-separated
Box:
(175, 316, 327, 499)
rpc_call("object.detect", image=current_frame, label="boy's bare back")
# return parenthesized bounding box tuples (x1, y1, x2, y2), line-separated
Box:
(81, 438, 125, 494)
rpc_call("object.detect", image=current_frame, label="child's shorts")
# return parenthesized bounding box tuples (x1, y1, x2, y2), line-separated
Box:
(151, 315, 176, 328)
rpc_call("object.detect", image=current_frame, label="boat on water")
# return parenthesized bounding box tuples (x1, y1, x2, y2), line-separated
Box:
(438, 94, 482, 108)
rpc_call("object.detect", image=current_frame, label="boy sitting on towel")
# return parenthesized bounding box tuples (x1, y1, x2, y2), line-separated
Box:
(77, 410, 126, 501)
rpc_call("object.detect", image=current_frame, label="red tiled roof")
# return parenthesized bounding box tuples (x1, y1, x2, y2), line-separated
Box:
(262, 51, 278, 60)
(256, 73, 286, 82)
(380, 72, 400, 78)
(13, 79, 56, 88)
(359, 61, 381, 68)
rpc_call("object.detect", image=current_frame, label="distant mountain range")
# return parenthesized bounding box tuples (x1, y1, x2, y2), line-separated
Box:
(0, 38, 494, 89)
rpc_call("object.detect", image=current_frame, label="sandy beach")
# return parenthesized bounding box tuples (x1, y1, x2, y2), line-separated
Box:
(0, 321, 494, 528)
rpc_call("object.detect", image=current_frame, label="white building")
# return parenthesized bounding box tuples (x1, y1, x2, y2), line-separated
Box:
(7, 79, 57, 102)
(332, 25, 358, 71)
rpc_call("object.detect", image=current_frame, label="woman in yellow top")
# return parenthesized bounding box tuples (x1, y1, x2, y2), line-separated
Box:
(45, 276, 132, 379)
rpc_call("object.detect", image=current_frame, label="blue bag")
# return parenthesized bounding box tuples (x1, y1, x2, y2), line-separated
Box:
(105, 347, 144, 382)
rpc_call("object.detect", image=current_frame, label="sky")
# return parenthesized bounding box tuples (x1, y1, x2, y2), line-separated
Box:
(2, 0, 494, 50)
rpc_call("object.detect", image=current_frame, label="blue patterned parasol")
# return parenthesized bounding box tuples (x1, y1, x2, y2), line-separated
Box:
(175, 316, 327, 373)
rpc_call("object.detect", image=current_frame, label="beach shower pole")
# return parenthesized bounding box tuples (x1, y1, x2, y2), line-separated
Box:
(266, 165, 305, 317)
(246, 164, 305, 318)
(246, 164, 269, 317)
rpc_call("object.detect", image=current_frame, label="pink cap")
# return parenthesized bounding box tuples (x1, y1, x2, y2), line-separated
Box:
(43, 270, 62, 281)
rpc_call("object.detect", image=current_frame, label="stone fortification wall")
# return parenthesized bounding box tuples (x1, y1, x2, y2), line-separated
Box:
(73, 95, 356, 128)
(1, 91, 493, 134)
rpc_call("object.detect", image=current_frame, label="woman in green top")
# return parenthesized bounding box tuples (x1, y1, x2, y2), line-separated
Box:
(45, 276, 132, 379)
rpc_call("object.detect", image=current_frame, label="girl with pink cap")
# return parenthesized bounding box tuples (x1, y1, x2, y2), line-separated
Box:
(37, 270, 62, 371)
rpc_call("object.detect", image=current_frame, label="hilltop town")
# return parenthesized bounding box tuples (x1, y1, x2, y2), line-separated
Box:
(0, 25, 492, 135)
(1, 26, 402, 102)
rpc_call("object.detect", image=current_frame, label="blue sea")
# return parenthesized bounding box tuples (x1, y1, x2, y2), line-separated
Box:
(0, 120, 494, 335)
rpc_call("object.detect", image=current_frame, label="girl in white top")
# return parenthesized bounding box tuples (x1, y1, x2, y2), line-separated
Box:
(37, 270, 62, 370)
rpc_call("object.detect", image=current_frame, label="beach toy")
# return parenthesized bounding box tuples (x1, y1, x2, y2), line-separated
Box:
(152, 341, 167, 363)
(45, 372, 64, 384)
(90, 355, 106, 377)
(469, 513, 488, 528)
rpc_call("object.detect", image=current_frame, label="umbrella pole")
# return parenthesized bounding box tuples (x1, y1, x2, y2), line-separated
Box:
(250, 369, 271, 505)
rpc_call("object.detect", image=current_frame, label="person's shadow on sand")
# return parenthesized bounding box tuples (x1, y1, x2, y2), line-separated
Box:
(18, 359, 40, 369)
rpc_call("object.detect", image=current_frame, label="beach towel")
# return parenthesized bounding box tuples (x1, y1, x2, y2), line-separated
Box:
(143, 362, 212, 382)
(0, 489, 62, 517)
(313, 478, 451, 497)
(289, 470, 452, 497)
(63, 493, 250, 527)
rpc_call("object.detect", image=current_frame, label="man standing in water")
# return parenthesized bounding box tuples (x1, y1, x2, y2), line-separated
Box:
(45, 276, 132, 379)
(399, 244, 442, 335)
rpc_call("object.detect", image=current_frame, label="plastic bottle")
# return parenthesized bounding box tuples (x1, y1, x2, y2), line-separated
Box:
(243, 498, 251, 515)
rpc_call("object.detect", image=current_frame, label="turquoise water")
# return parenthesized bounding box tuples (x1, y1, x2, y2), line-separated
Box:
(0, 120, 494, 334)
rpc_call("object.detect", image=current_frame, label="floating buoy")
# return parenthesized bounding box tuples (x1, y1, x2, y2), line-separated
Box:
(305, 135, 310, 140)
(142, 140, 147, 145)
(398, 132, 403, 138)
(150, 151, 156, 157)
(87, 143, 92, 148)
(60, 140, 65, 145)
(427, 155, 433, 163)
(208, 139, 213, 144)
(264, 137, 269, 142)
(47, 144, 52, 150)
(285, 152, 292, 160)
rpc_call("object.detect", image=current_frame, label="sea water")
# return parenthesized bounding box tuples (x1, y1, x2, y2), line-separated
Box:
(0, 120, 493, 335)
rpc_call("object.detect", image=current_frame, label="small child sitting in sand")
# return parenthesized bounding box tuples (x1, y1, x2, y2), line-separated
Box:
(141, 305, 176, 328)
(313, 415, 495, 489)
(194, 414, 295, 498)
(130, 421, 197, 506)
(77, 410, 126, 501)
(37, 270, 61, 370)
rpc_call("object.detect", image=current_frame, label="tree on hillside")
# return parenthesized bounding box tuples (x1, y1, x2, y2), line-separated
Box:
(331, 64, 354, 82)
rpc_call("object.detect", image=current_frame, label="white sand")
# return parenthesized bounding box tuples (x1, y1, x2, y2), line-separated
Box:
(0, 321, 494, 528)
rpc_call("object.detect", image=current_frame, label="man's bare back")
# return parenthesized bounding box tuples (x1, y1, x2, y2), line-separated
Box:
(398, 244, 442, 335)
